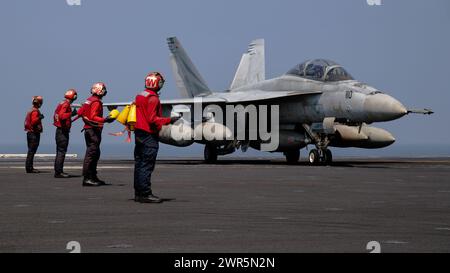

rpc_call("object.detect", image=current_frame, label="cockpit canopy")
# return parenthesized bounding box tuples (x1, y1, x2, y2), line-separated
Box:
(286, 59, 354, 82)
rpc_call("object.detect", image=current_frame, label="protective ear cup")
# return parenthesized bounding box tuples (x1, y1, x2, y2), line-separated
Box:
(155, 72, 165, 90)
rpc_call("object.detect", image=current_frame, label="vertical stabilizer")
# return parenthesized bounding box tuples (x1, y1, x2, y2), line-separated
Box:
(167, 37, 212, 98)
(230, 39, 265, 90)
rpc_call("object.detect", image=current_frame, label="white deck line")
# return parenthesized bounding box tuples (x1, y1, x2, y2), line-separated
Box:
(0, 154, 78, 159)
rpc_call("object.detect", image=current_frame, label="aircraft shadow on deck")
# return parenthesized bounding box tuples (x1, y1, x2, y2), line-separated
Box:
(156, 159, 403, 169)
(127, 198, 176, 203)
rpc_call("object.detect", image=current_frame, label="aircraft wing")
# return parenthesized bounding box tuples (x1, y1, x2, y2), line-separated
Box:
(157, 90, 321, 106)
(161, 97, 226, 104)
(73, 90, 321, 109)
(212, 90, 321, 103)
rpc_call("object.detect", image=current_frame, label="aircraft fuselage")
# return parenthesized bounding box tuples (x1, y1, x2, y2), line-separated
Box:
(232, 75, 408, 125)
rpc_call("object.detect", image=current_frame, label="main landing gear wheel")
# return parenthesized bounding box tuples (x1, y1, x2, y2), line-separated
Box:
(204, 144, 218, 164)
(308, 149, 333, 165)
(285, 150, 300, 164)
(308, 149, 320, 165)
(324, 149, 333, 165)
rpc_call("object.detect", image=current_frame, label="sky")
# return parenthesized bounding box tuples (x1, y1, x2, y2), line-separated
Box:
(0, 0, 449, 157)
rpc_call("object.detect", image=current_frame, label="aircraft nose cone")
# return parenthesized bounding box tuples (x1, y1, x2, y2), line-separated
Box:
(364, 93, 408, 122)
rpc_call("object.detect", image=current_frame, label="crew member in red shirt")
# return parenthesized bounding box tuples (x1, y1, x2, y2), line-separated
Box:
(24, 96, 44, 173)
(134, 72, 179, 203)
(80, 82, 114, 186)
(53, 89, 78, 178)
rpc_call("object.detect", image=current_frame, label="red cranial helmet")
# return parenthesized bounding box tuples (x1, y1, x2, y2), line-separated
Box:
(91, 82, 107, 96)
(145, 72, 165, 92)
(32, 96, 43, 107)
(65, 89, 77, 101)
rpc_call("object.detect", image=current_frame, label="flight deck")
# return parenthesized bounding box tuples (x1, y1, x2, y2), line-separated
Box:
(0, 158, 449, 252)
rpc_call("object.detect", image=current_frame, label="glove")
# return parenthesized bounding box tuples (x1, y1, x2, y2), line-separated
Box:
(39, 114, 45, 120)
(71, 108, 78, 117)
(104, 116, 115, 123)
(170, 116, 181, 124)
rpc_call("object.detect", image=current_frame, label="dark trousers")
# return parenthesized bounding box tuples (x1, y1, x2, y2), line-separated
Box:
(26, 132, 40, 171)
(134, 129, 159, 197)
(54, 128, 70, 174)
(82, 128, 102, 178)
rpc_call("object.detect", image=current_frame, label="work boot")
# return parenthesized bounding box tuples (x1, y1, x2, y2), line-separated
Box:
(92, 175, 109, 186)
(134, 194, 162, 203)
(82, 177, 101, 187)
(54, 172, 70, 178)
(26, 168, 41, 174)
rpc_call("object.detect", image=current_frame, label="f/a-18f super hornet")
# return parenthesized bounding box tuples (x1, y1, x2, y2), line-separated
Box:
(100, 37, 433, 165)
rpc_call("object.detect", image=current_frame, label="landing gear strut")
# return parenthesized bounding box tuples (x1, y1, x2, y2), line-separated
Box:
(203, 142, 237, 164)
(204, 144, 218, 164)
(302, 123, 334, 166)
(284, 150, 300, 164)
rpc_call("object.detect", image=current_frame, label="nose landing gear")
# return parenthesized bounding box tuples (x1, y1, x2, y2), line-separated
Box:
(302, 123, 334, 166)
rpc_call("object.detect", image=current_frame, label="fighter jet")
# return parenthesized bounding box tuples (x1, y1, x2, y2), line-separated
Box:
(100, 37, 433, 165)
